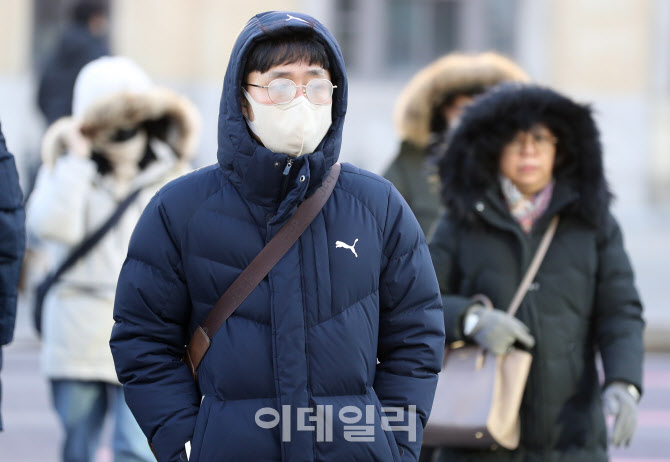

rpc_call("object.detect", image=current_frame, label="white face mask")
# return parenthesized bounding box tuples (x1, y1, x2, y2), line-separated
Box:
(242, 88, 332, 157)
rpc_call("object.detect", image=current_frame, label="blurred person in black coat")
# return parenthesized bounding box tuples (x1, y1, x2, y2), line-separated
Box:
(37, 1, 109, 125)
(430, 84, 644, 462)
(0, 122, 26, 431)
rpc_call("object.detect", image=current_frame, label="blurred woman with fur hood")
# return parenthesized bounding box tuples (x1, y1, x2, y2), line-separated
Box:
(429, 84, 644, 462)
(384, 52, 528, 237)
(27, 56, 200, 462)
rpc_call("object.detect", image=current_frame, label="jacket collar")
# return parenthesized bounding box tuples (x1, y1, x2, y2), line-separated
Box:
(228, 145, 328, 212)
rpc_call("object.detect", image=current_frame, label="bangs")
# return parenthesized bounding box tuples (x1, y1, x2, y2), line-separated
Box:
(244, 32, 330, 76)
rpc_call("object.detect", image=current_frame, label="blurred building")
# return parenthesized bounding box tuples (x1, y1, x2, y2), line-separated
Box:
(0, 0, 668, 344)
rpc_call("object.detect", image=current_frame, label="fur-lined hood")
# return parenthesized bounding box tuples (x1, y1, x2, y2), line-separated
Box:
(41, 87, 200, 170)
(438, 83, 612, 226)
(394, 52, 529, 148)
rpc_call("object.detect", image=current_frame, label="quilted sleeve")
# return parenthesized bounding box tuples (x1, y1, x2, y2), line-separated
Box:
(594, 213, 645, 393)
(375, 185, 445, 462)
(428, 214, 476, 343)
(26, 154, 96, 245)
(110, 195, 199, 462)
(0, 126, 25, 345)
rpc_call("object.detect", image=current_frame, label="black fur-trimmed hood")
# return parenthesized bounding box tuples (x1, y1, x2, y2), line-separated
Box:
(438, 83, 612, 226)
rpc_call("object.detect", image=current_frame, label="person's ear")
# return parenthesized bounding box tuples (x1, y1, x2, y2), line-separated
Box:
(240, 92, 252, 120)
(240, 95, 248, 118)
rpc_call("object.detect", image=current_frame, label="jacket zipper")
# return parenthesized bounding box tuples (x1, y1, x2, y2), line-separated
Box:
(298, 242, 317, 458)
(279, 158, 293, 203)
(283, 158, 293, 176)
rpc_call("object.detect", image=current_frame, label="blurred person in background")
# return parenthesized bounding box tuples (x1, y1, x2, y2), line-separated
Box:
(110, 11, 444, 462)
(0, 123, 26, 432)
(429, 83, 644, 462)
(385, 52, 528, 238)
(27, 56, 200, 462)
(37, 0, 109, 126)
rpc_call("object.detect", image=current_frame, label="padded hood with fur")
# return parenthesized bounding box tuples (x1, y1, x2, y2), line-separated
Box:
(439, 83, 612, 225)
(42, 56, 199, 172)
(41, 87, 200, 171)
(394, 52, 528, 148)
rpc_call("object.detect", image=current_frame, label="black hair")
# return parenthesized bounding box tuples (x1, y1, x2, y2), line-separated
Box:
(138, 117, 167, 168)
(91, 150, 112, 175)
(72, 1, 107, 25)
(429, 84, 488, 134)
(244, 29, 330, 77)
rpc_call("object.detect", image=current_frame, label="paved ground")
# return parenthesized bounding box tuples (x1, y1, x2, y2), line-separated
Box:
(1, 305, 115, 462)
(2, 303, 669, 461)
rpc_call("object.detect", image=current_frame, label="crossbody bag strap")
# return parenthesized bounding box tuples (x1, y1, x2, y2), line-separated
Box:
(507, 215, 559, 316)
(37, 187, 143, 299)
(184, 163, 341, 379)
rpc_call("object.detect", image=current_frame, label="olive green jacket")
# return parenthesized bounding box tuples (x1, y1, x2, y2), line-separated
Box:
(384, 141, 443, 236)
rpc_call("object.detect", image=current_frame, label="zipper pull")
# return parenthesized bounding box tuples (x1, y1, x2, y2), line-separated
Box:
(283, 158, 293, 176)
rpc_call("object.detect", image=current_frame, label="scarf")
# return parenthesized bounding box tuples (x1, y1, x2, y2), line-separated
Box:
(500, 176, 554, 233)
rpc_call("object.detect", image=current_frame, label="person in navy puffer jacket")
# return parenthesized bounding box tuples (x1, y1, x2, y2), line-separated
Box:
(110, 11, 445, 462)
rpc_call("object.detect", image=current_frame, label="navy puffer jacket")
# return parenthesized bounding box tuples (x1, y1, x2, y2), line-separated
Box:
(0, 123, 24, 347)
(0, 123, 25, 432)
(111, 11, 444, 462)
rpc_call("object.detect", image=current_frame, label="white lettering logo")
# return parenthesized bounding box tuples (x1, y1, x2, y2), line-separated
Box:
(286, 14, 309, 24)
(254, 405, 417, 442)
(335, 239, 359, 258)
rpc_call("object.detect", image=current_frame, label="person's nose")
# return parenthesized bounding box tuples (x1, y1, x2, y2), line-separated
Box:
(520, 136, 537, 156)
(294, 85, 307, 100)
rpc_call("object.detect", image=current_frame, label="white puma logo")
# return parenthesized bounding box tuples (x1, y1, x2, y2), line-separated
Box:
(286, 14, 309, 24)
(335, 239, 359, 258)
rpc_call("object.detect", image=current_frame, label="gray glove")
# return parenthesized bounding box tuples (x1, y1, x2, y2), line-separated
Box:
(463, 304, 535, 355)
(603, 381, 639, 447)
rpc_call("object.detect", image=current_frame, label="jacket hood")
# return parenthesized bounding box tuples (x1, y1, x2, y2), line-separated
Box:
(73, 56, 153, 118)
(439, 83, 612, 225)
(394, 52, 528, 148)
(216, 11, 348, 206)
(42, 87, 200, 169)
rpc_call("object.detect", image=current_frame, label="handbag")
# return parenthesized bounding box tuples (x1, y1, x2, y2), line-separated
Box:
(32, 188, 142, 335)
(422, 215, 560, 450)
(182, 163, 341, 384)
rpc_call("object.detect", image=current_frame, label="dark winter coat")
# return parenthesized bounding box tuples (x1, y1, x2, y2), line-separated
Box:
(0, 123, 26, 431)
(110, 11, 444, 462)
(383, 142, 442, 236)
(37, 24, 108, 124)
(429, 84, 644, 462)
(0, 124, 25, 347)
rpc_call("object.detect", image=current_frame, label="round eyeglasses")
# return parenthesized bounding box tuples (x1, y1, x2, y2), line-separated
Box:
(245, 78, 337, 105)
(508, 128, 557, 153)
